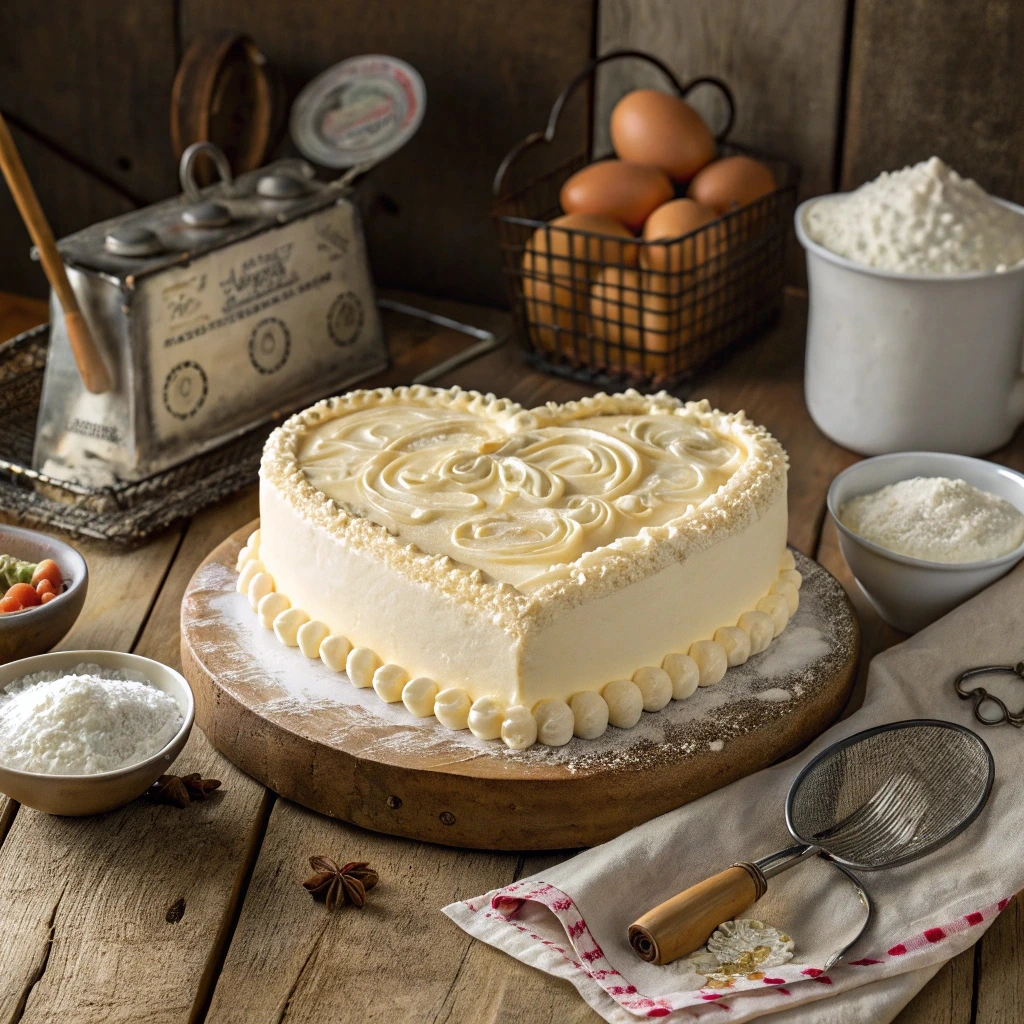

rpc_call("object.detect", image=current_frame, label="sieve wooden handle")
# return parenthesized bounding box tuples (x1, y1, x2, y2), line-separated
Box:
(0, 112, 112, 394)
(628, 863, 767, 965)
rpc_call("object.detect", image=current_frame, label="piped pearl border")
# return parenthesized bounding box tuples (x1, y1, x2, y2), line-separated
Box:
(235, 530, 801, 751)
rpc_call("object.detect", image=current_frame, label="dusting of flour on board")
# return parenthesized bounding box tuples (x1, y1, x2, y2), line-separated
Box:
(186, 550, 855, 775)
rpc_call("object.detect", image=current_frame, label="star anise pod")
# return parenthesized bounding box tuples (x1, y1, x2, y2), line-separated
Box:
(146, 773, 221, 808)
(146, 775, 191, 808)
(180, 773, 221, 801)
(303, 856, 379, 911)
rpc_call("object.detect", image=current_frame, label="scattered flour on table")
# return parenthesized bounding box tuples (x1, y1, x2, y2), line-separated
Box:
(839, 476, 1024, 563)
(0, 663, 182, 775)
(804, 157, 1024, 275)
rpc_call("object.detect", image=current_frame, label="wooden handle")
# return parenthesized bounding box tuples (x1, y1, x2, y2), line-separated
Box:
(0, 113, 112, 393)
(628, 863, 767, 966)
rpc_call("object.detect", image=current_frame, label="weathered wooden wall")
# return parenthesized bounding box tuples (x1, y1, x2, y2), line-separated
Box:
(0, 0, 1022, 307)
(841, 0, 1024, 200)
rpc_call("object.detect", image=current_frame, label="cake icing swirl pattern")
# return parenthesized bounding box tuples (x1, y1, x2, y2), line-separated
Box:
(298, 405, 748, 586)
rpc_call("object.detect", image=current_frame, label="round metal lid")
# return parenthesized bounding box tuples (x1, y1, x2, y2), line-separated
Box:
(290, 54, 426, 168)
(104, 223, 164, 257)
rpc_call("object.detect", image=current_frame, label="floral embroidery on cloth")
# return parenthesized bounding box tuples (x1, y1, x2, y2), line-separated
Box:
(683, 919, 795, 989)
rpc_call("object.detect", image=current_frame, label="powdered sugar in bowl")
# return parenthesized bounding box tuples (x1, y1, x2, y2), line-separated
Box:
(0, 650, 194, 815)
(828, 452, 1024, 632)
(796, 158, 1024, 456)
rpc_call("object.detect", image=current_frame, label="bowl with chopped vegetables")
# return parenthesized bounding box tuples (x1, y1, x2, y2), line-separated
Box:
(0, 525, 88, 664)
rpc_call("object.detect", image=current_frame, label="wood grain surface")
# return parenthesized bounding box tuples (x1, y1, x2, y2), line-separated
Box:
(0, 290, 1022, 1023)
(842, 0, 1024, 200)
(0, 1, 179, 201)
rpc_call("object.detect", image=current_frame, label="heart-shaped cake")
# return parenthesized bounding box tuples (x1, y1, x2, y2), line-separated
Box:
(237, 386, 798, 749)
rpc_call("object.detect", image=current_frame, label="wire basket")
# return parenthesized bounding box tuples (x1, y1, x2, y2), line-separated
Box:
(491, 50, 799, 390)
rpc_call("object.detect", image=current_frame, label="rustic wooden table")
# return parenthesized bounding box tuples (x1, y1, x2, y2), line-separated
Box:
(0, 289, 1018, 1024)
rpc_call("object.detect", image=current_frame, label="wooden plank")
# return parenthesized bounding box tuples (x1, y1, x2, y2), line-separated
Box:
(893, 950, 974, 1024)
(974, 894, 1022, 1023)
(0, 124, 134, 299)
(179, 0, 594, 308)
(0, 730, 268, 1024)
(203, 799, 518, 1023)
(0, 1, 180, 203)
(436, 850, 603, 1024)
(596, 0, 849, 283)
(842, 0, 1024, 200)
(51, 531, 182, 655)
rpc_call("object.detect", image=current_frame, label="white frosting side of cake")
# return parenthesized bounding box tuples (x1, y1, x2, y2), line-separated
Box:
(259, 479, 521, 693)
(253, 385, 794, 749)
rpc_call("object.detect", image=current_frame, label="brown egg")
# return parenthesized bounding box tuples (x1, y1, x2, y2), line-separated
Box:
(610, 90, 716, 182)
(687, 155, 776, 215)
(588, 266, 679, 374)
(522, 273, 588, 354)
(641, 198, 720, 273)
(560, 160, 673, 233)
(523, 213, 639, 287)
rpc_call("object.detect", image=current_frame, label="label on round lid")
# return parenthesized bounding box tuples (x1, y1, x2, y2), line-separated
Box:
(290, 55, 426, 168)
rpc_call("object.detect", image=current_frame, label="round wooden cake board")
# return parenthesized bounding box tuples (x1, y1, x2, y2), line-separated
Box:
(181, 522, 859, 850)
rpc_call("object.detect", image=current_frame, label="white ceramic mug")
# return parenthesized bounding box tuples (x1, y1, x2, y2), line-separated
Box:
(795, 197, 1024, 456)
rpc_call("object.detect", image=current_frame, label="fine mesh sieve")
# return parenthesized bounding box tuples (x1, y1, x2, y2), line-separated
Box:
(629, 720, 994, 965)
(784, 720, 993, 869)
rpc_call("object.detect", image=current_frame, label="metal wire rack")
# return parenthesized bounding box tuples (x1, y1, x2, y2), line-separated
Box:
(491, 50, 799, 390)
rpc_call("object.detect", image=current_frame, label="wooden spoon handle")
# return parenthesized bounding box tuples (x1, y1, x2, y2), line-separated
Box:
(628, 863, 767, 965)
(0, 113, 112, 393)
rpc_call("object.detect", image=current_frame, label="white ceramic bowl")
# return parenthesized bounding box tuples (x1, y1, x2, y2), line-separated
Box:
(0, 525, 89, 665)
(827, 452, 1024, 632)
(0, 650, 194, 816)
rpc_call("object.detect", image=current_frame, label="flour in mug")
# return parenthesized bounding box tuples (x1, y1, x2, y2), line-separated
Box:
(0, 662, 182, 774)
(804, 157, 1024, 274)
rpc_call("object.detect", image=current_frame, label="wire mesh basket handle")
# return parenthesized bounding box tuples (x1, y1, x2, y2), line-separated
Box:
(492, 48, 735, 198)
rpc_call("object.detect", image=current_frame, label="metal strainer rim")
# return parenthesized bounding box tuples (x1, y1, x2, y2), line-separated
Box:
(784, 718, 994, 871)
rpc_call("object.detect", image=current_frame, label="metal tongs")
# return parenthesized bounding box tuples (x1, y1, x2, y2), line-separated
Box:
(955, 662, 1024, 726)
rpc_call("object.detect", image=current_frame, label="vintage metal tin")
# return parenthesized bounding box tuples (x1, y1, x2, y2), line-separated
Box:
(33, 158, 388, 486)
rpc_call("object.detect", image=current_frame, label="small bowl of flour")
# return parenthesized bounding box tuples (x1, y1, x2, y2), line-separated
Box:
(828, 452, 1024, 632)
(0, 650, 194, 815)
(827, 454, 1024, 630)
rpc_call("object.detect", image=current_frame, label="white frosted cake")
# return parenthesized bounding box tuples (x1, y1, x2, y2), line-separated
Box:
(237, 386, 800, 749)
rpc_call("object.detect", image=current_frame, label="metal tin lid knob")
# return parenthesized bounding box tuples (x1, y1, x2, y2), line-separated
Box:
(181, 200, 232, 228)
(256, 172, 310, 199)
(104, 223, 164, 257)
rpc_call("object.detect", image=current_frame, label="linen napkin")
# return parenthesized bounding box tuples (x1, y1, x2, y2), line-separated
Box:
(444, 562, 1024, 1022)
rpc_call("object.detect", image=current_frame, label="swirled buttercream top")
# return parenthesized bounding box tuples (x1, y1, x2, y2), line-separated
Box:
(279, 387, 776, 588)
